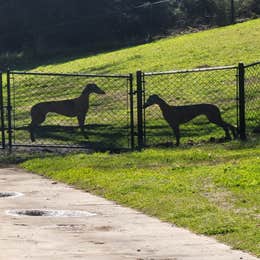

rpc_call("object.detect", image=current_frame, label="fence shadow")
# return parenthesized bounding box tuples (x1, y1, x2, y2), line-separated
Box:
(16, 124, 129, 151)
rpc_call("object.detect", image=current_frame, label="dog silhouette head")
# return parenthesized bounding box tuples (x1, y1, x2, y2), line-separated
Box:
(82, 83, 105, 95)
(143, 94, 160, 108)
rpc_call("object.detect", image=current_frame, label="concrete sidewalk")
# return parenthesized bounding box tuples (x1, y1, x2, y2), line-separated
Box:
(0, 167, 258, 260)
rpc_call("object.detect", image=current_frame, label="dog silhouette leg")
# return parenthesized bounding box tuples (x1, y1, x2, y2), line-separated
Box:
(172, 125, 180, 146)
(77, 113, 88, 139)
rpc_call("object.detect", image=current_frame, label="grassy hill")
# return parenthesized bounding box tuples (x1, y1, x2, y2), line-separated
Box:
(32, 18, 260, 74)
(10, 19, 260, 148)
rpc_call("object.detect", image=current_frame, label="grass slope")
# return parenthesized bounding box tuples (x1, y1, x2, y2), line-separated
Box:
(33, 19, 260, 74)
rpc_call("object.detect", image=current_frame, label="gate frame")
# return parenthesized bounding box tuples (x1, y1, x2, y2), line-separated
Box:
(2, 61, 259, 151)
(137, 64, 247, 150)
(238, 63, 246, 140)
(6, 69, 12, 148)
(243, 61, 260, 138)
(0, 71, 5, 149)
(136, 70, 144, 150)
(6, 70, 135, 151)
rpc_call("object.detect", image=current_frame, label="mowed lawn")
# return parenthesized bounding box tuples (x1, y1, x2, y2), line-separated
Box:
(22, 141, 260, 256)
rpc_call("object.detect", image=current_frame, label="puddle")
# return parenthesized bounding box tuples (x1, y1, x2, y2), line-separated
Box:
(0, 192, 24, 198)
(6, 209, 96, 218)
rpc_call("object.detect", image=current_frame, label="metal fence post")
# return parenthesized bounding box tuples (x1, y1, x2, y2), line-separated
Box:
(238, 63, 246, 140)
(6, 70, 12, 148)
(0, 71, 5, 149)
(129, 73, 135, 150)
(136, 70, 144, 150)
(230, 0, 235, 24)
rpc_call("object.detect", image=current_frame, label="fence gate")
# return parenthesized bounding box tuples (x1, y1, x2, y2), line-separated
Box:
(6, 70, 134, 151)
(1, 62, 259, 151)
(137, 65, 240, 149)
(0, 71, 5, 149)
(244, 62, 260, 136)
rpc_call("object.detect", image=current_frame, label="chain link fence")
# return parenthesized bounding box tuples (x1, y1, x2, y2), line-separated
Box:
(0, 62, 259, 151)
(0, 72, 5, 149)
(141, 66, 239, 147)
(7, 71, 133, 151)
(244, 62, 260, 135)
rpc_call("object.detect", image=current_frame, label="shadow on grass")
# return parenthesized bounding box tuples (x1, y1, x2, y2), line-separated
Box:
(12, 121, 260, 152)
(145, 123, 226, 137)
(15, 124, 130, 151)
(144, 123, 234, 147)
(1, 39, 146, 71)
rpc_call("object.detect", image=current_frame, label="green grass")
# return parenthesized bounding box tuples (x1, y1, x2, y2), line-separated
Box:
(32, 19, 260, 74)
(21, 140, 260, 256)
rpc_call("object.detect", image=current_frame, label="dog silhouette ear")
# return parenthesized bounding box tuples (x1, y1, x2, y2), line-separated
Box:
(87, 83, 98, 89)
(149, 94, 158, 100)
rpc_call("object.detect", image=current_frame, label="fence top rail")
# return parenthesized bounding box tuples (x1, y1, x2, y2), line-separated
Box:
(8, 70, 131, 79)
(143, 65, 238, 76)
(244, 61, 260, 68)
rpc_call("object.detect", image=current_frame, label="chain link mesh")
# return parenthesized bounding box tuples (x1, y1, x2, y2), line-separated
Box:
(143, 67, 238, 146)
(2, 62, 259, 151)
(245, 62, 260, 135)
(0, 72, 4, 149)
(10, 72, 132, 150)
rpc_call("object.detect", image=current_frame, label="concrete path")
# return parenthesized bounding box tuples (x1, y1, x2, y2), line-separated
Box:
(0, 167, 258, 260)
